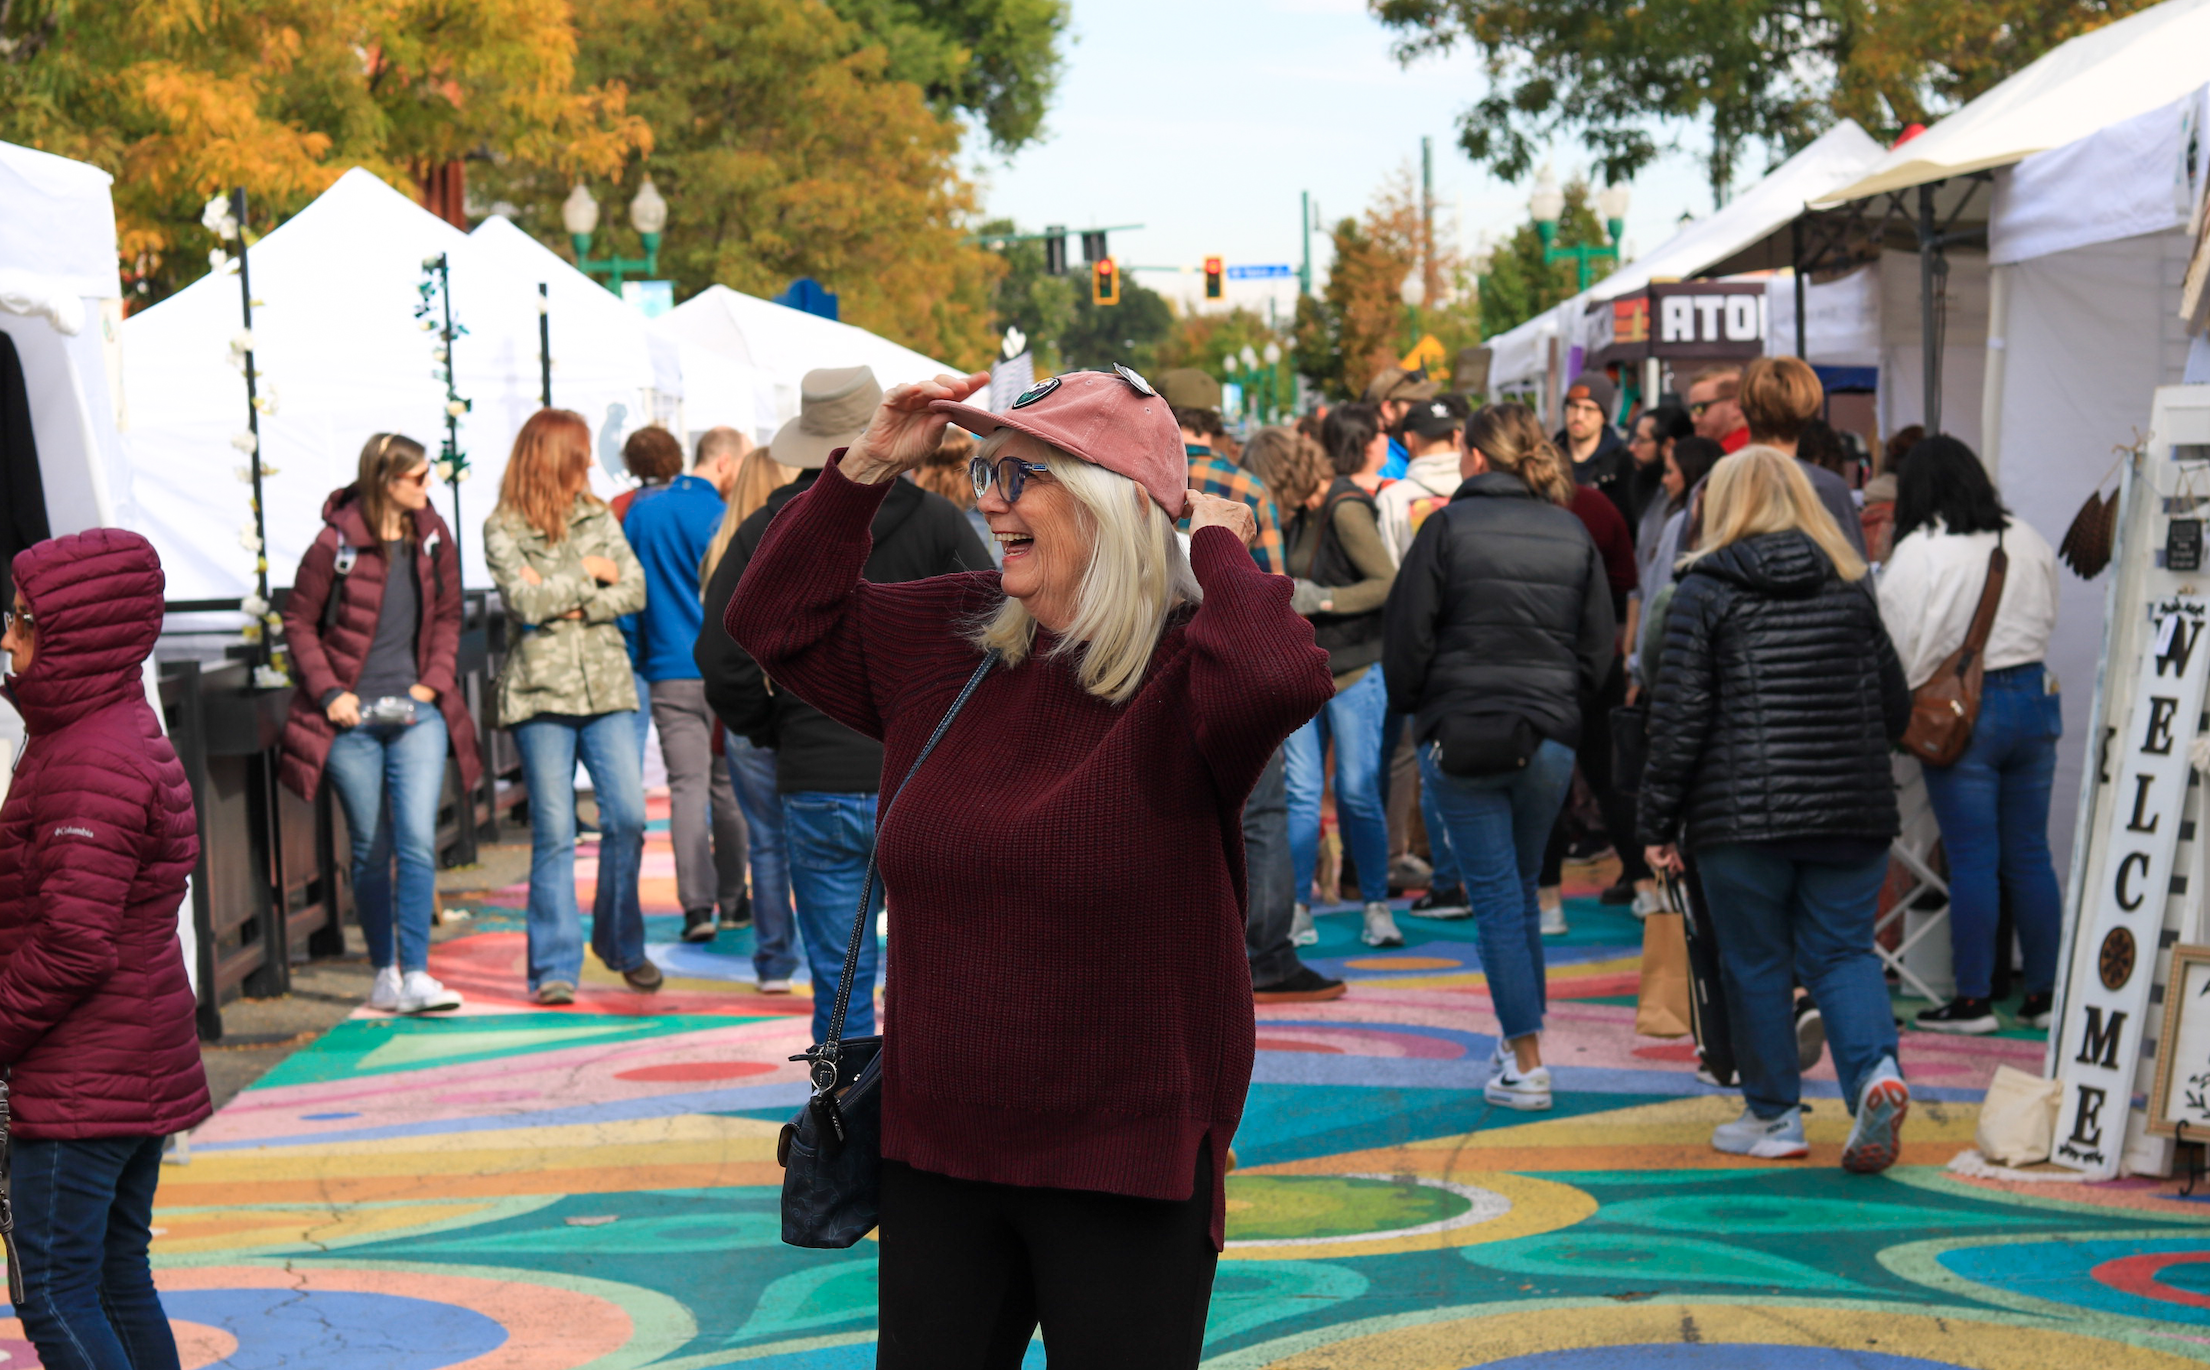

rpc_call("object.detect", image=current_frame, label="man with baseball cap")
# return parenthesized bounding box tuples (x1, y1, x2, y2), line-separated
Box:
(1557, 370, 1633, 525)
(1364, 367, 1440, 481)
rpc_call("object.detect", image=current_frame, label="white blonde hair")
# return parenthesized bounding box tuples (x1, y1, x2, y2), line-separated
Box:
(967, 428, 1201, 705)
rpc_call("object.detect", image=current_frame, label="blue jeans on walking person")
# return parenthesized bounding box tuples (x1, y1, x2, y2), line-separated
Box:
(1919, 663, 2064, 1000)
(512, 711, 648, 992)
(631, 669, 653, 763)
(1418, 736, 1575, 1041)
(1286, 665, 1392, 905)
(782, 792, 883, 1044)
(322, 706, 447, 972)
(11, 1134, 178, 1370)
(1694, 843, 1898, 1120)
(730, 737, 799, 984)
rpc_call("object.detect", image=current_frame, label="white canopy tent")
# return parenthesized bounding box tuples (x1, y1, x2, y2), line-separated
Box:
(123, 170, 658, 598)
(651, 284, 957, 444)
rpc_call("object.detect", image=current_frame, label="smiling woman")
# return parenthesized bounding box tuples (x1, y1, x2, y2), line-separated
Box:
(724, 367, 1334, 1368)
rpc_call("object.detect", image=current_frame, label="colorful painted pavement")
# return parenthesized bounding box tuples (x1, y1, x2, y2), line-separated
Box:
(64, 799, 2210, 1368)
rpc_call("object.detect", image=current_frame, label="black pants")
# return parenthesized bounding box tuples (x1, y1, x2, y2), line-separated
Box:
(1541, 656, 1649, 886)
(877, 1152, 1218, 1369)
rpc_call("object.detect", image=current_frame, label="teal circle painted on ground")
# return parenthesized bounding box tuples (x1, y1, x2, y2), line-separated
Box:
(1475, 1348, 1958, 1369)
(1602, 1195, 2038, 1235)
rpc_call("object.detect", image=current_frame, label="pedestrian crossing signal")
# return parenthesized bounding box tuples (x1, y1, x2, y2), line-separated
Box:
(1092, 258, 1120, 306)
(1204, 256, 1223, 300)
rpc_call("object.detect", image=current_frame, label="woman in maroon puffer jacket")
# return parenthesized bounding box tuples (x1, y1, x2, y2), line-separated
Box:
(281, 433, 480, 1016)
(1, 526, 211, 1370)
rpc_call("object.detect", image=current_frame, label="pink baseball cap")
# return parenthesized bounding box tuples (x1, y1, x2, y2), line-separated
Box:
(931, 367, 1189, 519)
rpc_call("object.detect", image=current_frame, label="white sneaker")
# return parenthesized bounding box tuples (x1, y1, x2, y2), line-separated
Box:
(1360, 901, 1404, 948)
(1538, 888, 1568, 936)
(1842, 1057, 1911, 1174)
(368, 965, 401, 1012)
(1485, 1062, 1553, 1110)
(1712, 1106, 1809, 1158)
(757, 978, 793, 995)
(397, 970, 463, 1014)
(1290, 903, 1318, 946)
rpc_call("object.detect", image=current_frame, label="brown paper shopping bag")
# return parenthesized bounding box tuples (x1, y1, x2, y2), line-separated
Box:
(1636, 910, 1694, 1038)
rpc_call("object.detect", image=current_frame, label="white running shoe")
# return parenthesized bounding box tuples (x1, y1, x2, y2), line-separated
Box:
(1842, 1057, 1911, 1174)
(1486, 1037, 1512, 1083)
(397, 970, 463, 1014)
(1290, 903, 1318, 947)
(1360, 901, 1404, 948)
(368, 965, 401, 1012)
(1712, 1106, 1809, 1159)
(1485, 1062, 1553, 1110)
(1630, 885, 1665, 920)
(1538, 888, 1568, 937)
(757, 978, 793, 995)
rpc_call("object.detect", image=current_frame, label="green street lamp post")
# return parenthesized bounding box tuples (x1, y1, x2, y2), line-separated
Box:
(1223, 342, 1288, 424)
(1530, 167, 1632, 292)
(565, 178, 667, 292)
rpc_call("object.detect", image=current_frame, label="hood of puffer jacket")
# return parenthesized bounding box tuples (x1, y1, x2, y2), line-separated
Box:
(6, 528, 165, 734)
(320, 486, 375, 544)
(1687, 528, 1833, 599)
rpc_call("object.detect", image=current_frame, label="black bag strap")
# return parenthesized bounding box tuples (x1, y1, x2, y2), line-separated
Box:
(804, 649, 1000, 1092)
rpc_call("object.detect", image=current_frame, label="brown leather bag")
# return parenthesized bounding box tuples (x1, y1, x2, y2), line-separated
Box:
(1900, 539, 2008, 767)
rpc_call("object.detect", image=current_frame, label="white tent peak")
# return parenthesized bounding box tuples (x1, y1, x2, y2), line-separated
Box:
(1814, 0, 2210, 205)
(0, 138, 121, 300)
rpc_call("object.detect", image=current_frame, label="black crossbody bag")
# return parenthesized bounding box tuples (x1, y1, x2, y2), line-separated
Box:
(777, 650, 998, 1249)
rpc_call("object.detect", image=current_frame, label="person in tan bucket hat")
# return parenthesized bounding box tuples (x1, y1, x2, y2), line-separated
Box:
(770, 365, 885, 469)
(722, 368, 1335, 1364)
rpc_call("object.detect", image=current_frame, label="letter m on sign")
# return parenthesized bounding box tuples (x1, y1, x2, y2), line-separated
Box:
(2076, 1007, 2127, 1069)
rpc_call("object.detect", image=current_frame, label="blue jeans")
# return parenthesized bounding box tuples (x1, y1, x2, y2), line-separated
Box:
(782, 792, 882, 1043)
(1695, 843, 1898, 1119)
(1422, 780, 1462, 892)
(1920, 664, 2064, 999)
(730, 738, 798, 982)
(513, 711, 648, 990)
(1418, 736, 1575, 1040)
(631, 669, 653, 762)
(1286, 665, 1392, 904)
(323, 705, 448, 972)
(12, 1134, 178, 1370)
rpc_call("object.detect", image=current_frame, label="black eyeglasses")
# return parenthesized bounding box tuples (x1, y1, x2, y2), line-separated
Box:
(3, 607, 32, 634)
(970, 455, 1051, 503)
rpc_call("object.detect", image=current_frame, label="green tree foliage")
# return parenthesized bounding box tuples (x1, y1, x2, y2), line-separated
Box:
(1057, 276, 1173, 373)
(1477, 179, 1608, 339)
(826, 0, 1069, 153)
(1370, 0, 2157, 207)
(1293, 167, 1482, 399)
(977, 218, 1078, 374)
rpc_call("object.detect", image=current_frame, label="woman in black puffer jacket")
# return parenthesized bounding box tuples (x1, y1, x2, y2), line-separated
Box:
(1640, 446, 1912, 1174)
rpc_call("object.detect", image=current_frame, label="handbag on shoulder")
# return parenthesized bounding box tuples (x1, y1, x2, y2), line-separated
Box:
(777, 650, 998, 1249)
(1900, 538, 2007, 768)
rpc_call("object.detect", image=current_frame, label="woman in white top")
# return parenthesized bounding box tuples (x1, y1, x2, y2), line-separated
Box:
(1876, 436, 2062, 1035)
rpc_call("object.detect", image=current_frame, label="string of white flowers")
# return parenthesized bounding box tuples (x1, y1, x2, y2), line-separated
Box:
(204, 193, 290, 690)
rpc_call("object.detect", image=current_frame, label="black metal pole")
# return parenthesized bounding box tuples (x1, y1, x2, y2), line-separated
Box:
(438, 254, 465, 585)
(1917, 181, 1942, 435)
(1791, 215, 1808, 360)
(538, 282, 552, 408)
(231, 187, 271, 673)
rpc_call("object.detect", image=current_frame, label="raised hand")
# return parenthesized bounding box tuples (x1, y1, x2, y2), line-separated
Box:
(842, 372, 991, 485)
(1186, 491, 1256, 548)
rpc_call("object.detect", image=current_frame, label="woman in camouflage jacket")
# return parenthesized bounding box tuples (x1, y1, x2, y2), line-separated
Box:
(484, 409, 656, 1004)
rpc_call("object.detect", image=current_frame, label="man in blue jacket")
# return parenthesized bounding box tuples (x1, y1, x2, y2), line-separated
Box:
(627, 428, 749, 942)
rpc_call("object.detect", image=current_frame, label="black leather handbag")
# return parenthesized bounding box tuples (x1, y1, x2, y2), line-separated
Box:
(777, 650, 998, 1249)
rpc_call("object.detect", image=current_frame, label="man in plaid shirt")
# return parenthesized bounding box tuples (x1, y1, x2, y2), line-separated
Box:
(1174, 405, 1286, 574)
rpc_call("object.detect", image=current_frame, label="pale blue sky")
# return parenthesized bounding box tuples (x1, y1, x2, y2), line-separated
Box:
(963, 0, 1732, 320)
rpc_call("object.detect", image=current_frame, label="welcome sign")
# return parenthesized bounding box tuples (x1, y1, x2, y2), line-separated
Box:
(2054, 596, 2210, 1178)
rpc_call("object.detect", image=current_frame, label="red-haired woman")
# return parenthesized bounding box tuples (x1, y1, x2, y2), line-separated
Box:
(484, 410, 651, 1005)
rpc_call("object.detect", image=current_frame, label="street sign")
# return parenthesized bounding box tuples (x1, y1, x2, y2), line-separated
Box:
(1227, 264, 1293, 280)
(1401, 333, 1447, 376)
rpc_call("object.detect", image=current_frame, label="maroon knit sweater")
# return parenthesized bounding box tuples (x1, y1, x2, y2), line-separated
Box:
(727, 454, 1333, 1245)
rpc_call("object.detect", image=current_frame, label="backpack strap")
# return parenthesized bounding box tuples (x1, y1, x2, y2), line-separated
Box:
(320, 536, 357, 635)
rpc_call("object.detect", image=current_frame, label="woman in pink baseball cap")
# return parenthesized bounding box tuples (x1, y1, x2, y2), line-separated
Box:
(725, 367, 1334, 1367)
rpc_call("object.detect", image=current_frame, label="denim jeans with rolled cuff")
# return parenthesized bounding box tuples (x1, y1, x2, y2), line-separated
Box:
(1418, 736, 1575, 1041)
(1286, 664, 1393, 906)
(322, 704, 447, 972)
(512, 710, 648, 991)
(782, 791, 883, 1044)
(11, 1134, 180, 1370)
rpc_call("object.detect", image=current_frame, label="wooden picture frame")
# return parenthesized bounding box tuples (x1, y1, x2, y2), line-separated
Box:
(2149, 943, 2210, 1138)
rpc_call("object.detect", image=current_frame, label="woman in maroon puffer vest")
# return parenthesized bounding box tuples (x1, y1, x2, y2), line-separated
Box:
(1, 526, 211, 1370)
(281, 433, 480, 1015)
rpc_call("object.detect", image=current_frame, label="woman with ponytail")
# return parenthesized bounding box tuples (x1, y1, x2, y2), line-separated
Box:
(1383, 403, 1615, 1113)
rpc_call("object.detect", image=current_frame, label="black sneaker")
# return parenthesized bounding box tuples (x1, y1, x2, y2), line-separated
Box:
(1254, 966, 1347, 1003)
(1406, 885, 1472, 919)
(624, 960, 665, 992)
(1599, 877, 1638, 906)
(719, 893, 753, 930)
(2018, 992, 2054, 1030)
(681, 909, 718, 943)
(1915, 996, 1998, 1034)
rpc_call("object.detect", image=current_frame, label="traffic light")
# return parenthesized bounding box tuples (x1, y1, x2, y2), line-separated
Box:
(1203, 256, 1224, 300)
(1092, 257, 1120, 306)
(1044, 225, 1068, 276)
(1081, 231, 1108, 263)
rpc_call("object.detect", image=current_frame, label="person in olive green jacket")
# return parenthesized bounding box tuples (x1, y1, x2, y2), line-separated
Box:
(483, 409, 655, 1005)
